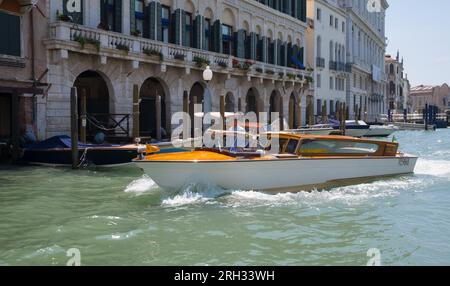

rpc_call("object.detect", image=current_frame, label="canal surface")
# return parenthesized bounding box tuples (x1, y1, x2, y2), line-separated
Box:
(0, 130, 449, 266)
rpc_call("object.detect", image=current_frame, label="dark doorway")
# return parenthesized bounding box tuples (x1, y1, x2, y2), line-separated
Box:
(269, 91, 282, 123)
(0, 93, 12, 140)
(245, 88, 258, 114)
(139, 78, 167, 139)
(74, 71, 111, 140)
(225, 93, 235, 112)
(189, 82, 206, 138)
(289, 93, 298, 129)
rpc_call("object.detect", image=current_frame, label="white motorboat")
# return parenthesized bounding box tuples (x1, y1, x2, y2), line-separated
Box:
(134, 133, 418, 191)
(365, 124, 399, 137)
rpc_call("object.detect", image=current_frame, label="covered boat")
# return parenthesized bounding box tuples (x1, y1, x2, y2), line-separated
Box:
(134, 133, 418, 191)
(21, 135, 145, 167)
(313, 120, 370, 137)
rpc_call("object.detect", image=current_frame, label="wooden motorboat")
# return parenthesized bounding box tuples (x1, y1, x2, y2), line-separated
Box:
(133, 133, 418, 191)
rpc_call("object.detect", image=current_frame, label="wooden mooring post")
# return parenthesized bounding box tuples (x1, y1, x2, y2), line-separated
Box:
(132, 84, 140, 140)
(11, 91, 19, 162)
(79, 88, 87, 143)
(70, 87, 79, 169)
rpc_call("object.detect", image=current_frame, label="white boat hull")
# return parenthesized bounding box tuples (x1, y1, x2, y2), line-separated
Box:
(344, 129, 369, 138)
(364, 127, 397, 137)
(135, 156, 418, 191)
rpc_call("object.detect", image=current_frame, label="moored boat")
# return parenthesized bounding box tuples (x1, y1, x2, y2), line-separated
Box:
(365, 124, 399, 137)
(134, 133, 418, 191)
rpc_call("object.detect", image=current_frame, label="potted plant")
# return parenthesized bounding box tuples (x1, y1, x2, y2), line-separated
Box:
(173, 53, 185, 61)
(131, 30, 141, 37)
(143, 48, 164, 61)
(255, 67, 263, 73)
(97, 22, 110, 31)
(193, 56, 210, 68)
(116, 44, 130, 54)
(218, 61, 228, 68)
(56, 10, 72, 22)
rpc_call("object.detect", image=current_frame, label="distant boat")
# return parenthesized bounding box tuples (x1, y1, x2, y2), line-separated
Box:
(312, 120, 370, 137)
(20, 135, 183, 167)
(365, 124, 399, 137)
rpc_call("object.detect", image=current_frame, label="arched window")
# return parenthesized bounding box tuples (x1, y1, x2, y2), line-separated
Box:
(390, 64, 394, 75)
(317, 36, 322, 58)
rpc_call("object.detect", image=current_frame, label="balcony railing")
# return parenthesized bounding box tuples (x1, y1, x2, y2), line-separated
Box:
(316, 57, 325, 68)
(47, 22, 311, 82)
(329, 61, 348, 72)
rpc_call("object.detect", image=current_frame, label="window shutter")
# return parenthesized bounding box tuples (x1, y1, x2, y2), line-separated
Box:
(296, 0, 302, 21)
(130, 0, 136, 33)
(173, 9, 182, 45)
(148, 1, 156, 40)
(302, 0, 307, 22)
(193, 15, 203, 49)
(182, 11, 188, 47)
(100, 0, 108, 26)
(212, 20, 222, 53)
(236, 29, 245, 59)
(250, 32, 257, 60)
(114, 0, 122, 32)
(262, 36, 268, 63)
(299, 46, 305, 66)
(202, 18, 209, 50)
(156, 2, 162, 41)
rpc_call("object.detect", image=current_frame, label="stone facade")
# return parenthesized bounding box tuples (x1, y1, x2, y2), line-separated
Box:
(410, 84, 450, 113)
(40, 0, 312, 141)
(340, 0, 388, 122)
(385, 52, 410, 113)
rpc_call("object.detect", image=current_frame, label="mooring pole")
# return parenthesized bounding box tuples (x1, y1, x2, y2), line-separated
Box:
(132, 84, 140, 140)
(79, 88, 87, 143)
(11, 91, 20, 162)
(70, 87, 79, 169)
(156, 94, 162, 141)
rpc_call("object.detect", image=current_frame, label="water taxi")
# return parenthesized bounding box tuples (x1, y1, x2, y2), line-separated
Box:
(133, 133, 418, 191)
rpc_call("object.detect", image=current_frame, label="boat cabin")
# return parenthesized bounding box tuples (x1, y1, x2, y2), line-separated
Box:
(269, 133, 399, 158)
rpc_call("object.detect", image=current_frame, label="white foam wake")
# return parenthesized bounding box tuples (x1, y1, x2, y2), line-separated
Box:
(161, 183, 230, 207)
(414, 158, 450, 178)
(124, 175, 159, 195)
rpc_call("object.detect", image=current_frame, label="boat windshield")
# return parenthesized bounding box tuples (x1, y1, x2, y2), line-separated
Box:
(299, 139, 380, 155)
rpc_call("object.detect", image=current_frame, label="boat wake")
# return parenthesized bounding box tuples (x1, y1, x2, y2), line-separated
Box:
(124, 157, 448, 208)
(124, 175, 159, 196)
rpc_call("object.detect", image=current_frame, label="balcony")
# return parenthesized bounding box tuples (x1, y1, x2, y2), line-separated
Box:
(316, 57, 325, 68)
(46, 22, 311, 82)
(329, 61, 349, 72)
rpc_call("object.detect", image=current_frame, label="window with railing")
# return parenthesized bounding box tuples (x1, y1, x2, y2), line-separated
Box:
(222, 24, 233, 55)
(184, 12, 193, 47)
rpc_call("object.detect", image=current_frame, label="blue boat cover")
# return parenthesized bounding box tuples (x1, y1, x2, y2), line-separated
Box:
(26, 135, 117, 150)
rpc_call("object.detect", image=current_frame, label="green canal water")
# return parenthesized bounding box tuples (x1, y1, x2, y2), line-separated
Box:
(0, 130, 449, 266)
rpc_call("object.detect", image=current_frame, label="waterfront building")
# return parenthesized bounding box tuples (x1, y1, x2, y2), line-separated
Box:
(0, 0, 48, 151)
(339, 0, 388, 122)
(410, 84, 450, 113)
(306, 0, 348, 123)
(385, 52, 411, 113)
(32, 0, 312, 142)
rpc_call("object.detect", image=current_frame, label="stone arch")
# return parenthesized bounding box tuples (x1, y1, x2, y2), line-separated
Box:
(139, 77, 171, 139)
(184, 0, 195, 14)
(242, 20, 250, 33)
(203, 7, 214, 21)
(269, 90, 283, 129)
(222, 8, 235, 27)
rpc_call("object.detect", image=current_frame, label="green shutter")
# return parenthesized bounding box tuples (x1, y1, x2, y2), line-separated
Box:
(250, 32, 257, 60)
(236, 29, 246, 59)
(295, 0, 303, 20)
(212, 20, 222, 53)
(173, 9, 182, 45)
(193, 15, 203, 49)
(202, 18, 209, 50)
(299, 46, 305, 66)
(149, 2, 156, 40)
(182, 11, 188, 47)
(285, 0, 292, 16)
(100, 0, 108, 26)
(130, 0, 136, 33)
(262, 36, 268, 63)
(156, 2, 162, 41)
(114, 0, 122, 32)
(301, 0, 307, 22)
